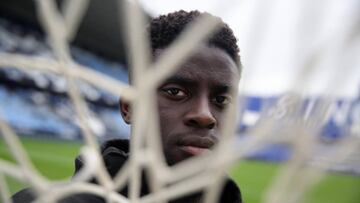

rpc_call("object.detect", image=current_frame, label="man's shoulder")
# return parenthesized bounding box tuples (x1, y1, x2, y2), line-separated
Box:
(12, 188, 36, 203)
(100, 139, 130, 154)
(12, 139, 131, 203)
(12, 188, 104, 203)
(75, 139, 130, 177)
(220, 178, 243, 203)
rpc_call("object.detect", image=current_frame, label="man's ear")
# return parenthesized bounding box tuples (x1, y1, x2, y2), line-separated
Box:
(119, 98, 131, 124)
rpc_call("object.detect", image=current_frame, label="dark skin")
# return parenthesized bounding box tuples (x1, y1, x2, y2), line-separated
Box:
(120, 45, 239, 166)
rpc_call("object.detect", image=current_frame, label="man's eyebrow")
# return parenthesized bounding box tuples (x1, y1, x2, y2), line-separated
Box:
(162, 75, 197, 86)
(162, 75, 233, 92)
(213, 85, 230, 93)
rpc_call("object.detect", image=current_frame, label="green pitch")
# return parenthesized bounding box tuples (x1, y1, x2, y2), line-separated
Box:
(0, 138, 359, 203)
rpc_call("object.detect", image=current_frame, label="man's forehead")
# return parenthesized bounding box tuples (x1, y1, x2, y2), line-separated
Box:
(153, 45, 238, 70)
(154, 45, 239, 88)
(163, 70, 237, 95)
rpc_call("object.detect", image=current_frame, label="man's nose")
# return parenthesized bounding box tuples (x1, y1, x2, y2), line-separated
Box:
(184, 97, 216, 129)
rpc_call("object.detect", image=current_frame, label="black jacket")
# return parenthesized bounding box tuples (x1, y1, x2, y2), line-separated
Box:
(12, 139, 242, 203)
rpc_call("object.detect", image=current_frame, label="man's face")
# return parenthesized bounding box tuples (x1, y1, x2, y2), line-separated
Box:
(156, 46, 239, 165)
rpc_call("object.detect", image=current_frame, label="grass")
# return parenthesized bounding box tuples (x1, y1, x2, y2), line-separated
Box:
(230, 161, 360, 203)
(1, 138, 359, 202)
(0, 137, 81, 192)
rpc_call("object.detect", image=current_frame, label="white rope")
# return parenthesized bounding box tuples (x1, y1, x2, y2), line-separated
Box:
(61, 0, 90, 42)
(0, 174, 13, 203)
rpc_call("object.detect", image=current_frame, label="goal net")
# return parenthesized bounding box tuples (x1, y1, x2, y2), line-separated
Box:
(0, 0, 359, 203)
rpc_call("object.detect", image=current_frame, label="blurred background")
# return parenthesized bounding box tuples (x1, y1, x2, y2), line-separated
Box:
(0, 0, 359, 202)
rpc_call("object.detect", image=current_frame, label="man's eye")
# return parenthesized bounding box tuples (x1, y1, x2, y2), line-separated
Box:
(162, 87, 186, 98)
(213, 96, 230, 106)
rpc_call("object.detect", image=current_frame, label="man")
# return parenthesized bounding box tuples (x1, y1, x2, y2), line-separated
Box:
(12, 10, 242, 203)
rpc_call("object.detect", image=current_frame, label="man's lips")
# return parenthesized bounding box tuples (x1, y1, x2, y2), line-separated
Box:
(179, 145, 211, 156)
(177, 136, 217, 156)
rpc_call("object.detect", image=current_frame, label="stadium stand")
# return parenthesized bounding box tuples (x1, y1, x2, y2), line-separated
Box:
(0, 17, 130, 141)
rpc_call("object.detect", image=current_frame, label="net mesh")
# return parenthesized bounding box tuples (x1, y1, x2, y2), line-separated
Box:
(0, 0, 359, 203)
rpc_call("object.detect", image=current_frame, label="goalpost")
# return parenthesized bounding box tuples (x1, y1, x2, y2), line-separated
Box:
(0, 0, 359, 203)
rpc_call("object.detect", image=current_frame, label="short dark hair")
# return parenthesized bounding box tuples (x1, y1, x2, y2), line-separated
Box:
(148, 10, 240, 65)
